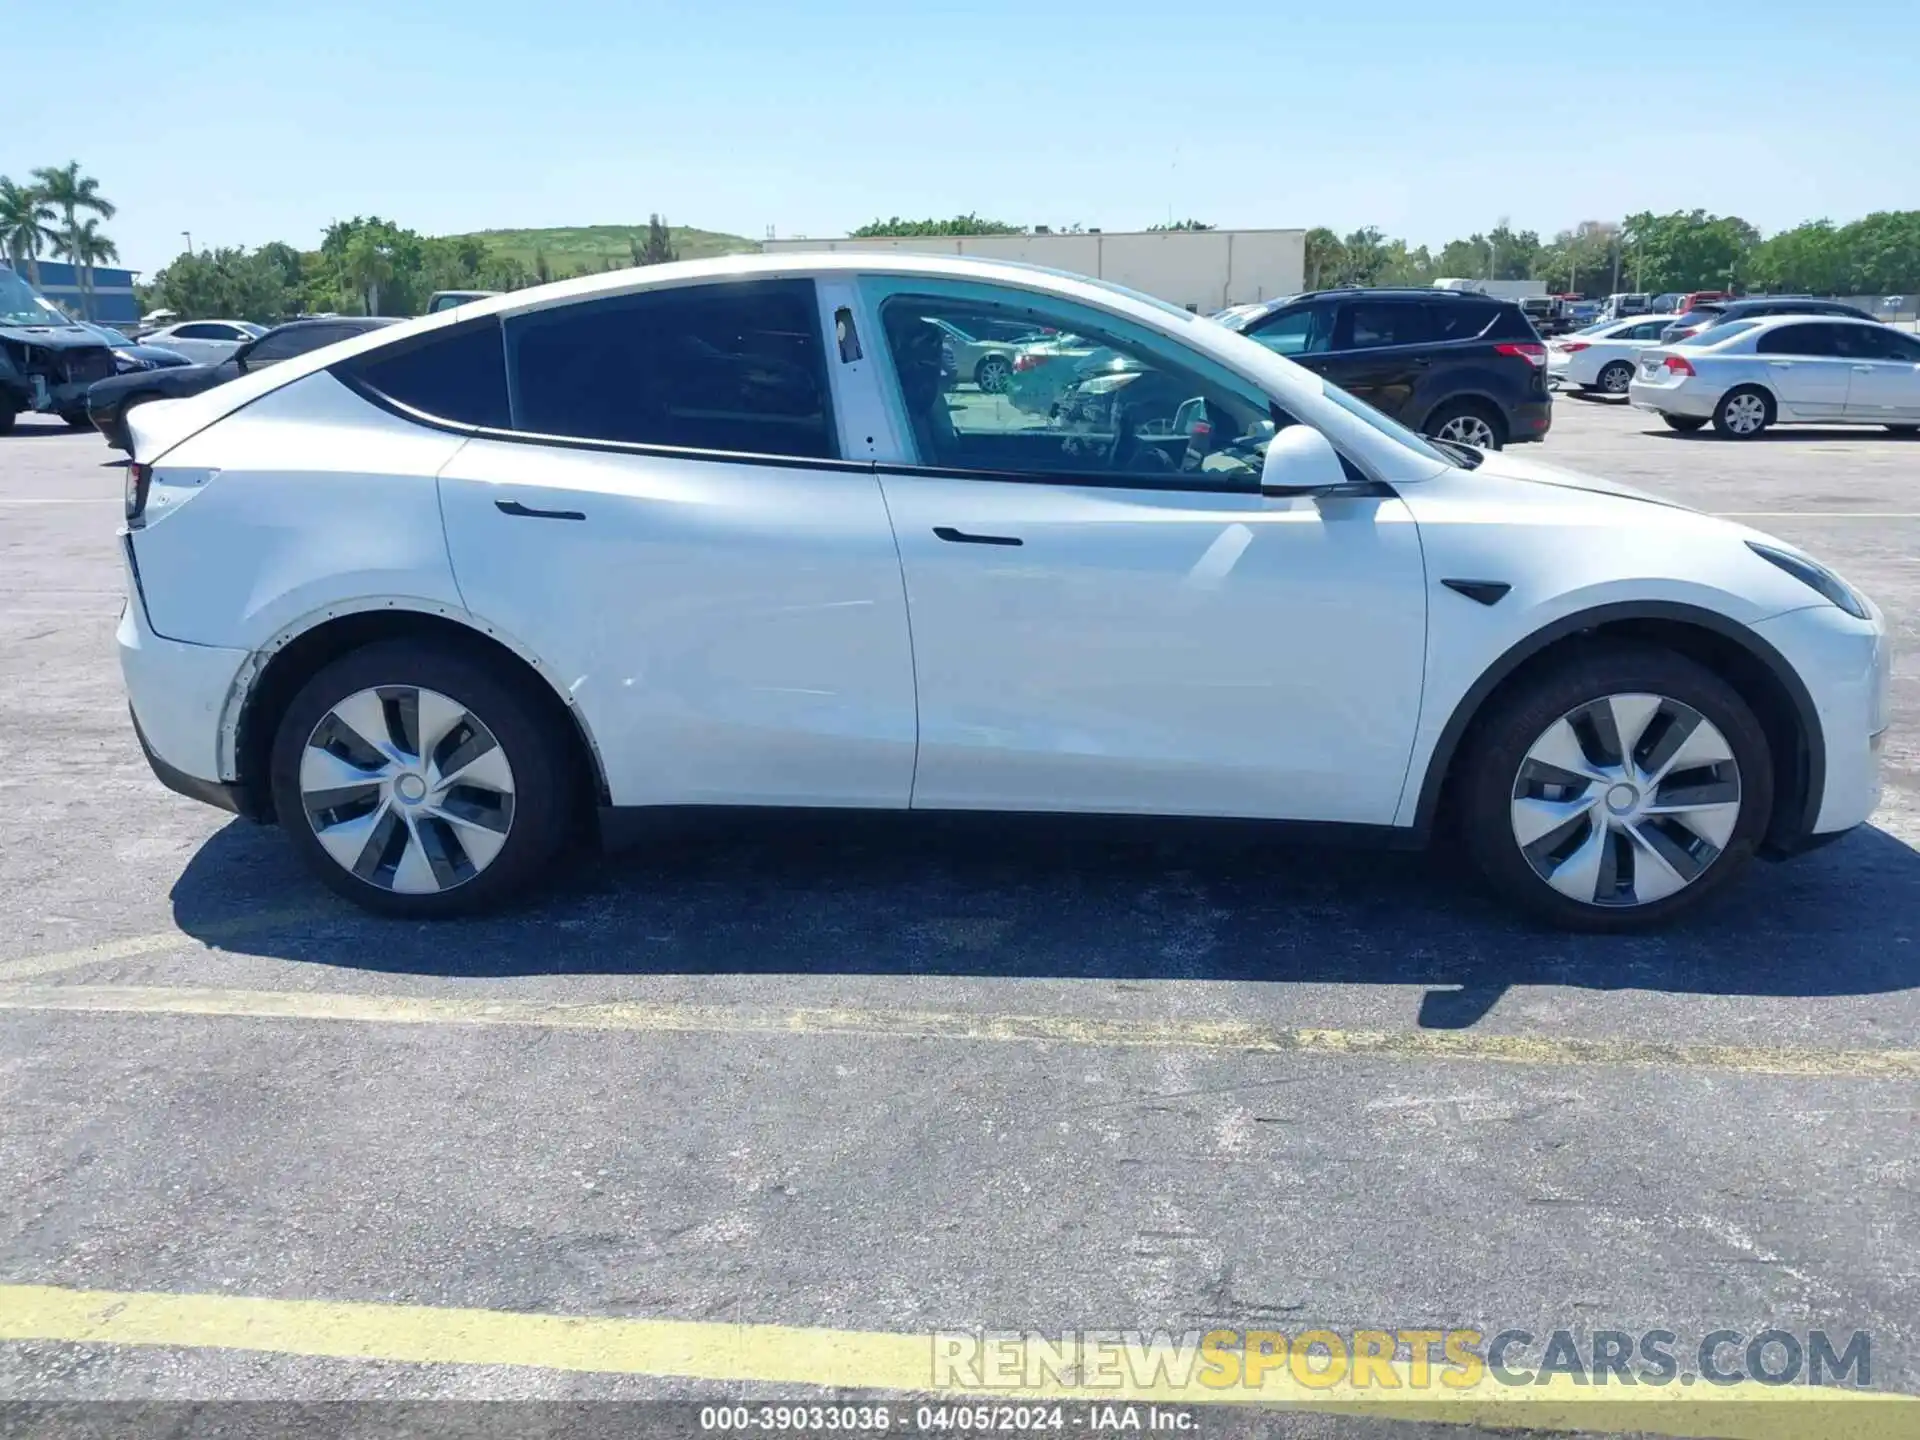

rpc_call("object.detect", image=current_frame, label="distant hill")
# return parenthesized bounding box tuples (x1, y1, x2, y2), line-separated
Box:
(446, 224, 760, 272)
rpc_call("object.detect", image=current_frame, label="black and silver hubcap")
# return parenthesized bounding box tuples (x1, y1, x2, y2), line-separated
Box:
(300, 685, 516, 894)
(1600, 363, 1632, 393)
(1511, 693, 1742, 908)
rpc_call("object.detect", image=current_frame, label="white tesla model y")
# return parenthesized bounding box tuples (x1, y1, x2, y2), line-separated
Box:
(116, 255, 1889, 929)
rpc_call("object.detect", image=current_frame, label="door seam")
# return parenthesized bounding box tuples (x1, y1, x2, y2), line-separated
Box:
(871, 468, 923, 808)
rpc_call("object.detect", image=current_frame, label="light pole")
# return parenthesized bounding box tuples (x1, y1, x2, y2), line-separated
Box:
(181, 230, 193, 256)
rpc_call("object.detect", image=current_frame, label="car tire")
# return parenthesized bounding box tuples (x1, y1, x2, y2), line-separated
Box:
(1595, 361, 1634, 395)
(0, 408, 15, 436)
(1660, 413, 1708, 433)
(1424, 399, 1507, 451)
(1456, 642, 1772, 932)
(1887, 425, 1919, 436)
(974, 354, 1012, 395)
(58, 408, 92, 430)
(269, 639, 575, 918)
(1711, 386, 1773, 439)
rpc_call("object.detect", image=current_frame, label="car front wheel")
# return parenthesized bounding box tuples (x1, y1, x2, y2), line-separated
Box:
(269, 640, 574, 917)
(1458, 644, 1772, 931)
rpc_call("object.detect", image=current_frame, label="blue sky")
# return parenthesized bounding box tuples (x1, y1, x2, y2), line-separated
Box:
(15, 0, 1918, 274)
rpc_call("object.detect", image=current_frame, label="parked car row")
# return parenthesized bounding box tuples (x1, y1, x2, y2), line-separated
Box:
(87, 317, 400, 450)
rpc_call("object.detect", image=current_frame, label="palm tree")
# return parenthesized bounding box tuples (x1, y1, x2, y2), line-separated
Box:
(58, 217, 119, 320)
(0, 177, 56, 285)
(32, 161, 115, 311)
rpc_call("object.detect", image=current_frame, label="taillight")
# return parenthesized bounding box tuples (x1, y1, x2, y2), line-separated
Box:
(125, 462, 153, 525)
(1559, 341, 1591, 353)
(1662, 354, 1696, 376)
(1013, 352, 1048, 372)
(1495, 342, 1548, 368)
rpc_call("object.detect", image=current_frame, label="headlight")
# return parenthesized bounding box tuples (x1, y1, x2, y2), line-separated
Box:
(112, 349, 149, 370)
(1748, 542, 1869, 619)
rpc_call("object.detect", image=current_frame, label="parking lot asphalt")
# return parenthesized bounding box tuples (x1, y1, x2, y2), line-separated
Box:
(0, 399, 1916, 1427)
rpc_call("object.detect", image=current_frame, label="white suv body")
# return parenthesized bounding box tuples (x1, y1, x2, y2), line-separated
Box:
(117, 254, 1889, 928)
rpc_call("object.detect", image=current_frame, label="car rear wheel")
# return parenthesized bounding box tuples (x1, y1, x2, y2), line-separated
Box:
(58, 408, 92, 430)
(269, 640, 575, 917)
(1712, 386, 1773, 439)
(0, 408, 15, 436)
(1425, 400, 1506, 451)
(974, 354, 1012, 394)
(1457, 644, 1771, 931)
(1660, 413, 1708, 432)
(1888, 425, 1919, 436)
(1596, 361, 1634, 395)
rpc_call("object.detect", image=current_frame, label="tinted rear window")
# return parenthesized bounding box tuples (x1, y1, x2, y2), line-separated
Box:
(1428, 300, 1498, 339)
(336, 319, 511, 429)
(504, 279, 836, 457)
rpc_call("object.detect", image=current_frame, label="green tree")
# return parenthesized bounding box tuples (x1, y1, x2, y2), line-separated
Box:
(30, 161, 115, 306)
(1148, 219, 1214, 231)
(1619, 210, 1758, 293)
(56, 216, 118, 319)
(1302, 227, 1343, 288)
(635, 212, 678, 265)
(0, 177, 57, 285)
(850, 214, 1023, 237)
(342, 231, 396, 314)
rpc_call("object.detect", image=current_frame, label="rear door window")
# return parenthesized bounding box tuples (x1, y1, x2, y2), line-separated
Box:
(1341, 302, 1431, 349)
(504, 279, 838, 458)
(1756, 323, 1842, 357)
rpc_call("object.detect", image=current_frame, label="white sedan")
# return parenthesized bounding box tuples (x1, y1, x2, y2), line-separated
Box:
(1629, 315, 1920, 437)
(1547, 315, 1679, 394)
(115, 255, 1888, 929)
(138, 319, 266, 365)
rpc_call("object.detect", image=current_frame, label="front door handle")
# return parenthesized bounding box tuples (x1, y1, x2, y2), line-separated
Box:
(1767, 360, 1793, 367)
(934, 526, 1022, 547)
(1852, 364, 1874, 372)
(496, 499, 585, 521)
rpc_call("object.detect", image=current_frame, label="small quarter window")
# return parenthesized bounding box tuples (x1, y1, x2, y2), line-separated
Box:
(335, 318, 512, 429)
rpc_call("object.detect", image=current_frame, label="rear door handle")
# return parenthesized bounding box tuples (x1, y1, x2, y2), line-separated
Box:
(1767, 360, 1793, 367)
(496, 499, 585, 521)
(1852, 364, 1874, 372)
(934, 526, 1022, 547)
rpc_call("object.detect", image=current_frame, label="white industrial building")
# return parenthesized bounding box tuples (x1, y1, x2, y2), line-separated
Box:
(761, 228, 1305, 313)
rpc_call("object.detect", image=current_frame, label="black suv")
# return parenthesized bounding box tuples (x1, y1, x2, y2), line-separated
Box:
(1224, 288, 1551, 449)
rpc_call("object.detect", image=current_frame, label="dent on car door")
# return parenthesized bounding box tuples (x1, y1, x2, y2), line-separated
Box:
(858, 278, 1428, 824)
(420, 290, 919, 810)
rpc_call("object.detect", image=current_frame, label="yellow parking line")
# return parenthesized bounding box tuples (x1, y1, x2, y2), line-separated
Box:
(0, 909, 332, 985)
(0, 1283, 1909, 1438)
(0, 983, 1913, 1079)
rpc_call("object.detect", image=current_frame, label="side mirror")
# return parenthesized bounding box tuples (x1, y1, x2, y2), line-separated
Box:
(1260, 424, 1357, 497)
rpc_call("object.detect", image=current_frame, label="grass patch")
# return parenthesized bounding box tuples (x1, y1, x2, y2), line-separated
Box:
(445, 223, 760, 272)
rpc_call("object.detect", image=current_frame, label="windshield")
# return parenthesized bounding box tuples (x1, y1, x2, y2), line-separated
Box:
(0, 268, 75, 327)
(1320, 381, 1460, 468)
(239, 321, 268, 337)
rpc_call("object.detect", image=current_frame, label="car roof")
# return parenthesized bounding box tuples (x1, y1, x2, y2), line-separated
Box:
(1288, 286, 1499, 302)
(267, 316, 401, 332)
